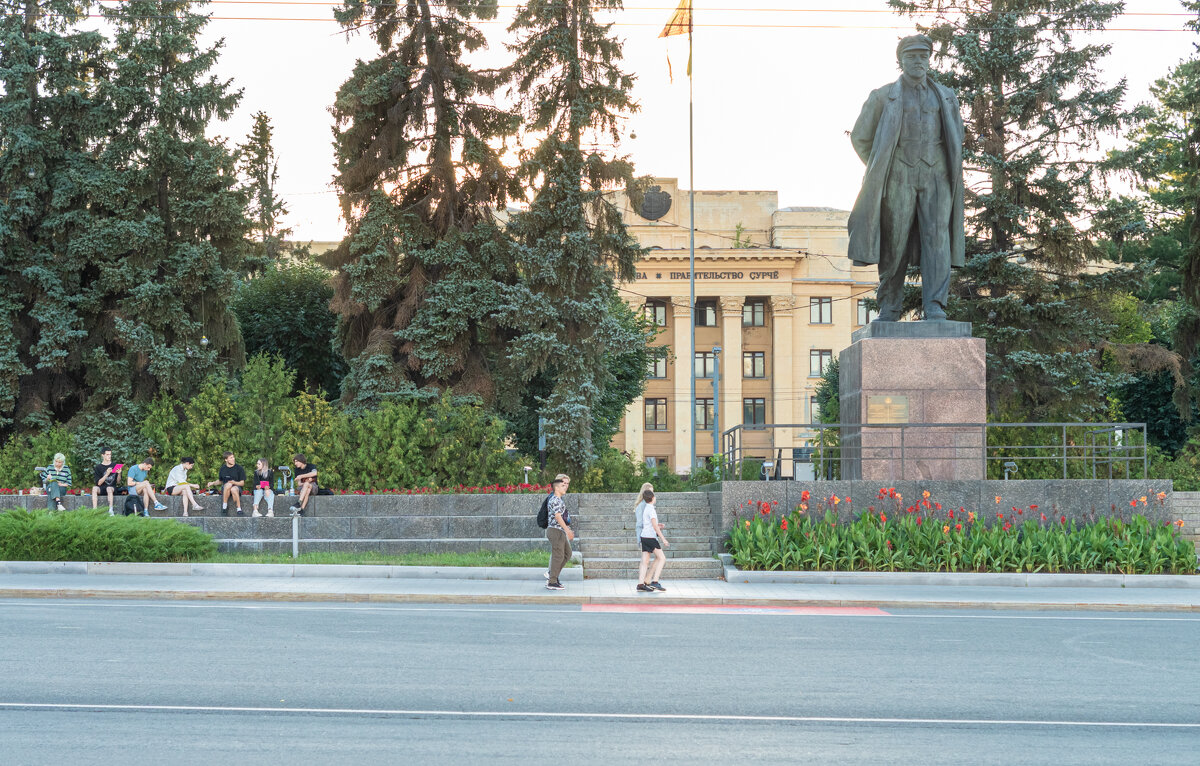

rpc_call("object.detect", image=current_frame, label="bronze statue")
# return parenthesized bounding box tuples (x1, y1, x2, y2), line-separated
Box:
(847, 34, 965, 321)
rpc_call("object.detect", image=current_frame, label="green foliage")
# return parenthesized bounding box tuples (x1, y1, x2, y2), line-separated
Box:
(0, 425, 77, 491)
(237, 111, 291, 276)
(0, 509, 216, 562)
(330, 0, 522, 404)
(889, 0, 1154, 421)
(236, 354, 294, 465)
(232, 262, 347, 397)
(728, 510, 1195, 575)
(573, 448, 654, 493)
(499, 0, 646, 472)
(278, 391, 341, 485)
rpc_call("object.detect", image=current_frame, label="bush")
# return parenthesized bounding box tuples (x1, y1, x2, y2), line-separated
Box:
(0, 509, 217, 562)
(0, 425, 77, 491)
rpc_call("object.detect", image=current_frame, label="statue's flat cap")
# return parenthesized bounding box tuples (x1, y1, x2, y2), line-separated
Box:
(896, 34, 933, 57)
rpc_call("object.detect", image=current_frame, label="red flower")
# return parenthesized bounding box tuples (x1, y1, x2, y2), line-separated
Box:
(801, 490, 810, 502)
(886, 539, 893, 550)
(880, 513, 887, 523)
(997, 513, 1004, 520)
(1040, 513, 1047, 522)
(948, 509, 954, 519)
(780, 518, 788, 531)
(1129, 500, 1137, 507)
(934, 503, 941, 510)
(1060, 515, 1067, 524)
(1003, 523, 1012, 531)
(1029, 504, 1038, 510)
(760, 502, 770, 515)
(916, 517, 923, 526)
(955, 523, 962, 531)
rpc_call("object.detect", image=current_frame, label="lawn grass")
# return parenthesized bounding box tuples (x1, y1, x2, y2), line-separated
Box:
(199, 550, 572, 567)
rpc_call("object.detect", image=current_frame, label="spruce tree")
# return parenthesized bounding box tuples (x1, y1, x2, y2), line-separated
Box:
(502, 0, 645, 470)
(86, 0, 247, 413)
(238, 111, 290, 276)
(0, 0, 106, 432)
(330, 0, 522, 406)
(888, 0, 1152, 420)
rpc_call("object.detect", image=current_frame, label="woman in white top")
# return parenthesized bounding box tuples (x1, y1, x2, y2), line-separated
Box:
(633, 482, 654, 545)
(164, 458, 203, 517)
(636, 489, 670, 592)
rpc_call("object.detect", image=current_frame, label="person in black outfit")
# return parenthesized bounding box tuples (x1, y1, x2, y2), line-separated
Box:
(207, 452, 247, 515)
(91, 447, 122, 513)
(289, 454, 318, 516)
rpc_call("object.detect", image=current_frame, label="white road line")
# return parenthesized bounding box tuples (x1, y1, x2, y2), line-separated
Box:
(1, 600, 1199, 622)
(1, 702, 1197, 728)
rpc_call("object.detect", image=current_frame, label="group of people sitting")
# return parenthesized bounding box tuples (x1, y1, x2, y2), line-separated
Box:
(40, 449, 319, 518)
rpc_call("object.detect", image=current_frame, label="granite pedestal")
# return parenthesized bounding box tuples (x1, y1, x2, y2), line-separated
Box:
(839, 320, 986, 480)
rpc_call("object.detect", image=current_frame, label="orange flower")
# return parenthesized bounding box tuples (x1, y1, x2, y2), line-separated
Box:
(942, 525, 950, 534)
(1140, 496, 1147, 506)
(799, 503, 808, 512)
(831, 495, 841, 505)
(744, 519, 750, 529)
(801, 490, 811, 502)
(923, 490, 931, 499)
(968, 511, 976, 523)
(995, 496, 1001, 504)
(1156, 491, 1167, 501)
(1176, 519, 1186, 528)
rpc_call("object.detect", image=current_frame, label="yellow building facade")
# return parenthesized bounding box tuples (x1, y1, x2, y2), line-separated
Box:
(610, 179, 877, 475)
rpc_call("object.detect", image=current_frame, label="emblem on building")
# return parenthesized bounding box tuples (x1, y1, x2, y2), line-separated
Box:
(638, 185, 672, 221)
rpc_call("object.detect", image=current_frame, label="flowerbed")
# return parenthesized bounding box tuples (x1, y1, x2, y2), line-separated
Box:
(728, 489, 1196, 574)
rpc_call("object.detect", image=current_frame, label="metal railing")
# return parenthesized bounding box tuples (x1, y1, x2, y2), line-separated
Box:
(721, 422, 1149, 481)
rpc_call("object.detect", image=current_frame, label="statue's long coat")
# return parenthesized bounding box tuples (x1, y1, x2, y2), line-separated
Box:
(847, 77, 966, 269)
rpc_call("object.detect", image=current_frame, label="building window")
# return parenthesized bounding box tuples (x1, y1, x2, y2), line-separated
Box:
(647, 356, 667, 379)
(694, 300, 717, 327)
(694, 351, 716, 379)
(742, 298, 766, 327)
(644, 300, 667, 327)
(644, 398, 668, 431)
(695, 398, 714, 430)
(810, 395, 821, 424)
(743, 398, 766, 427)
(743, 351, 766, 379)
(856, 299, 878, 326)
(645, 456, 668, 469)
(809, 349, 832, 377)
(810, 296, 833, 324)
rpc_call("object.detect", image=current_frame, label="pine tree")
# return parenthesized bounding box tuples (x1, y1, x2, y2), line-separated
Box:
(238, 111, 290, 276)
(501, 0, 646, 470)
(329, 0, 522, 406)
(86, 0, 247, 412)
(0, 0, 107, 432)
(888, 0, 1157, 420)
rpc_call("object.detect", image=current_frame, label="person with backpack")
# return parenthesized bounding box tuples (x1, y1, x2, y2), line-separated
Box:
(637, 488, 670, 593)
(126, 458, 165, 513)
(543, 474, 573, 591)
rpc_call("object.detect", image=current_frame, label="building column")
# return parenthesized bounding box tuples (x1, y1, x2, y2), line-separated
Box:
(718, 297, 744, 461)
(671, 296, 693, 474)
(623, 398, 644, 462)
(770, 294, 796, 460)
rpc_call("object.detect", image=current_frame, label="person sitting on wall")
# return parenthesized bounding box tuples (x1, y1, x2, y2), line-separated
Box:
(126, 457, 166, 512)
(91, 447, 122, 513)
(289, 454, 318, 517)
(251, 458, 275, 518)
(43, 453, 72, 511)
(207, 452, 247, 516)
(164, 457, 204, 517)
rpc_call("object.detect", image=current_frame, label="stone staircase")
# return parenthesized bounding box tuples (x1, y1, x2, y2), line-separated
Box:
(572, 492, 725, 580)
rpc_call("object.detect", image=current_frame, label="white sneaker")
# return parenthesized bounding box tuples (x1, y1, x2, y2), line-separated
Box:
(153, 502, 167, 511)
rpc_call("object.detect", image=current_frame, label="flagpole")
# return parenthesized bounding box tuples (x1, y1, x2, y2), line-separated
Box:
(687, 15, 696, 475)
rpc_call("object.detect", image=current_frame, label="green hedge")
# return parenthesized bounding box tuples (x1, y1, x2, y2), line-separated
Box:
(728, 511, 1197, 574)
(0, 510, 217, 562)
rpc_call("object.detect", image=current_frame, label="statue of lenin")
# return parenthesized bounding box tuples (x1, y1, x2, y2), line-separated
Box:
(847, 35, 965, 322)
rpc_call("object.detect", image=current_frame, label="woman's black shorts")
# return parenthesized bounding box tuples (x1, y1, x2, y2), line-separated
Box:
(640, 537, 661, 553)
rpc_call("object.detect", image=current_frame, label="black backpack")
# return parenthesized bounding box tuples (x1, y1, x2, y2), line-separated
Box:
(124, 493, 145, 517)
(536, 495, 550, 529)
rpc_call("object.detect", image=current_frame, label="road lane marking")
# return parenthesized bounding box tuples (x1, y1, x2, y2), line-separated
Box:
(1, 702, 1197, 729)
(583, 604, 890, 615)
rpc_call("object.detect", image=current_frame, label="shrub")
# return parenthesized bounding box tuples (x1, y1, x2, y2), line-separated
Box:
(0, 425, 77, 491)
(0, 509, 217, 562)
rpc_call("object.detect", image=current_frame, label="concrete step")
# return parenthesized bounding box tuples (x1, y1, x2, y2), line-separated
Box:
(582, 557, 724, 580)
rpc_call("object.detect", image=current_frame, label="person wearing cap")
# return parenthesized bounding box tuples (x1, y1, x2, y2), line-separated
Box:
(847, 34, 965, 322)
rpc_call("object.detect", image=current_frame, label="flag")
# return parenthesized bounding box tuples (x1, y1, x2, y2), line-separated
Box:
(658, 0, 691, 38)
(660, 0, 692, 82)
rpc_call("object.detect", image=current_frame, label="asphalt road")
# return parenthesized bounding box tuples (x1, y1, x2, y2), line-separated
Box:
(1, 599, 1198, 764)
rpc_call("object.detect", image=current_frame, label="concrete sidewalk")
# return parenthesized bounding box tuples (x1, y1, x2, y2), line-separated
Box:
(1, 570, 1199, 611)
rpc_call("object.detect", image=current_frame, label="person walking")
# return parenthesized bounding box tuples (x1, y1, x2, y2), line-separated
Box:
(545, 474, 573, 591)
(91, 448, 120, 512)
(636, 488, 670, 593)
(251, 458, 275, 517)
(164, 458, 204, 516)
(633, 481, 655, 587)
(43, 453, 72, 511)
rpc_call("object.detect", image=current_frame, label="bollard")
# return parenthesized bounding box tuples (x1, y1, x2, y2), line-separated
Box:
(292, 513, 299, 559)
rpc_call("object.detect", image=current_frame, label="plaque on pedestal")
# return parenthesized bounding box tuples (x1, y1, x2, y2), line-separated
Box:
(839, 321, 986, 481)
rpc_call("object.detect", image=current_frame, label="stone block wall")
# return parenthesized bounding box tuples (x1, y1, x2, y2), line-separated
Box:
(1173, 492, 1200, 557)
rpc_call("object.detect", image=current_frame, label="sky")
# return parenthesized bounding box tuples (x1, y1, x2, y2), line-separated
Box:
(169, 0, 1200, 241)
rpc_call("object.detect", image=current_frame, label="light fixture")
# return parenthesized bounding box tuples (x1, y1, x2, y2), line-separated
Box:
(200, 335, 209, 347)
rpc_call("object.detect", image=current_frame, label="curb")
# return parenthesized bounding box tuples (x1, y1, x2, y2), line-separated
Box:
(0, 560, 583, 582)
(0, 588, 1197, 612)
(717, 557, 1200, 589)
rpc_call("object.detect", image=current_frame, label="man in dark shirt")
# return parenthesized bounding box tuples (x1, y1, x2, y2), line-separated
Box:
(289, 454, 318, 516)
(207, 452, 246, 515)
(91, 447, 121, 513)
